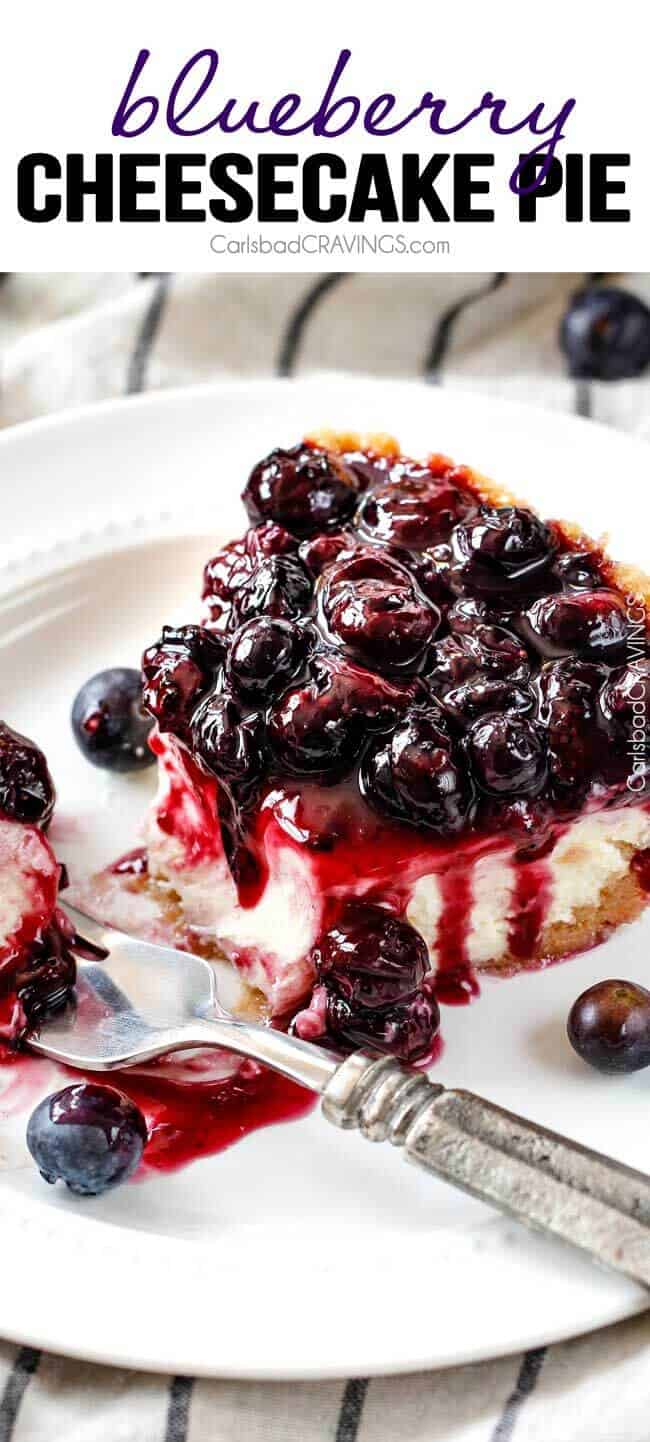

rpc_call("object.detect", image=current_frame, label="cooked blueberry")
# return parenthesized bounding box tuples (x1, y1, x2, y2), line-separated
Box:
(447, 595, 502, 632)
(430, 625, 529, 694)
(450, 505, 555, 599)
(567, 980, 650, 1073)
(536, 658, 607, 799)
(599, 659, 650, 791)
(267, 665, 360, 779)
(320, 550, 439, 674)
(600, 658, 650, 730)
(202, 540, 253, 631)
(298, 531, 351, 577)
(14, 920, 76, 1026)
(244, 522, 299, 561)
(242, 444, 363, 536)
(0, 721, 55, 826)
(522, 590, 629, 662)
(326, 985, 439, 1062)
(142, 626, 223, 737)
(467, 714, 546, 796)
(226, 617, 309, 702)
(552, 549, 602, 591)
(191, 692, 265, 787)
(26, 1082, 148, 1195)
(312, 902, 439, 1062)
(71, 668, 155, 772)
(438, 678, 534, 727)
(231, 557, 312, 628)
(361, 709, 473, 835)
(355, 468, 473, 550)
(560, 286, 650, 381)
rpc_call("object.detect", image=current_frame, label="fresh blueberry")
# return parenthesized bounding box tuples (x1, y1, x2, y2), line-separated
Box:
(0, 721, 55, 826)
(72, 668, 155, 772)
(560, 286, 650, 381)
(567, 980, 650, 1073)
(26, 1082, 148, 1195)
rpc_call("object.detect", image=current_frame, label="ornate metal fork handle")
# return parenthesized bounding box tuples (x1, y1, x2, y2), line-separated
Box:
(322, 1052, 650, 1289)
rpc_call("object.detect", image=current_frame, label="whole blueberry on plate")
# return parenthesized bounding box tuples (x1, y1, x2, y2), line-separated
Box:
(560, 286, 650, 380)
(26, 1082, 148, 1195)
(72, 668, 155, 771)
(567, 979, 650, 1074)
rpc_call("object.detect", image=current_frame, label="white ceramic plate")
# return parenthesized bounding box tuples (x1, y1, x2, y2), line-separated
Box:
(0, 377, 649, 1379)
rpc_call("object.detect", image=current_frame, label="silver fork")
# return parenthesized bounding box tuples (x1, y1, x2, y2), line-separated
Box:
(26, 902, 650, 1290)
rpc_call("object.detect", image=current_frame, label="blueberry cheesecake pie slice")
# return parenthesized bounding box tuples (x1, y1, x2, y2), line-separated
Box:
(135, 432, 650, 1065)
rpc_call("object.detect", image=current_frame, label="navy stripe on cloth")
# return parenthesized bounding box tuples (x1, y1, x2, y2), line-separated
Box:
(335, 1377, 368, 1442)
(276, 274, 348, 376)
(0, 1348, 41, 1442)
(425, 273, 507, 380)
(490, 1346, 547, 1442)
(164, 1375, 194, 1442)
(127, 274, 172, 394)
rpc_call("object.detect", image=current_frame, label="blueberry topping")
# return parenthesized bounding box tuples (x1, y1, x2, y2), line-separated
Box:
(226, 617, 310, 703)
(0, 721, 55, 826)
(143, 439, 650, 967)
(522, 590, 629, 662)
(142, 626, 223, 738)
(450, 505, 555, 599)
(243, 444, 363, 537)
(536, 658, 607, 800)
(467, 713, 546, 796)
(202, 540, 253, 631)
(320, 550, 440, 674)
(430, 625, 529, 693)
(14, 920, 77, 1026)
(71, 668, 155, 773)
(438, 678, 535, 728)
(26, 1082, 148, 1195)
(355, 467, 473, 550)
(298, 531, 351, 577)
(312, 902, 439, 1062)
(231, 556, 312, 628)
(560, 286, 650, 381)
(361, 709, 473, 835)
(552, 549, 602, 591)
(191, 692, 265, 788)
(567, 980, 650, 1073)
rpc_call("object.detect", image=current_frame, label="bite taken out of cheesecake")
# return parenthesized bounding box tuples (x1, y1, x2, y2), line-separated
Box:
(137, 431, 650, 1065)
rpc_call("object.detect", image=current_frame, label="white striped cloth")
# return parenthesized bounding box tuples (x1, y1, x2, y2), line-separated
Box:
(1, 270, 649, 1441)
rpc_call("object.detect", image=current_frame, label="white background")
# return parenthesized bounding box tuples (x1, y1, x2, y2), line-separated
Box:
(0, 0, 647, 270)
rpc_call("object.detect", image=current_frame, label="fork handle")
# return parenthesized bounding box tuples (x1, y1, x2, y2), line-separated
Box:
(323, 1052, 650, 1289)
